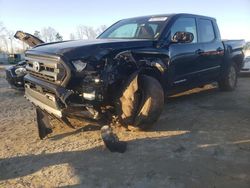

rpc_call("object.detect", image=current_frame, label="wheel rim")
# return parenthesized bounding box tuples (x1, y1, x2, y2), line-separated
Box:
(229, 66, 236, 87)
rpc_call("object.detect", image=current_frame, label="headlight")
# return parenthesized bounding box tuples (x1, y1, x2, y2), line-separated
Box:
(83, 91, 96, 100)
(15, 67, 26, 76)
(72, 60, 87, 72)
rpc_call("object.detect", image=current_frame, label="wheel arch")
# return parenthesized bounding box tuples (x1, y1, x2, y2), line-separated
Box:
(225, 49, 245, 72)
(111, 49, 169, 95)
(139, 66, 166, 92)
(232, 54, 244, 71)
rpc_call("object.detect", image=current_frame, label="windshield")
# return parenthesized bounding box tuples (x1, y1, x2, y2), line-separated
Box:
(98, 16, 168, 40)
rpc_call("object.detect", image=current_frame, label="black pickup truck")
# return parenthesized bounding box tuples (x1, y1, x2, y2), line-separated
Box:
(22, 13, 245, 139)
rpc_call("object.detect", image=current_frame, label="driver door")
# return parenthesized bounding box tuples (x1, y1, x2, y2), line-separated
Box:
(167, 17, 204, 89)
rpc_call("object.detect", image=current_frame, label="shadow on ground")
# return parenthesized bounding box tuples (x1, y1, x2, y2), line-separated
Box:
(1, 133, 250, 187)
(1, 82, 250, 187)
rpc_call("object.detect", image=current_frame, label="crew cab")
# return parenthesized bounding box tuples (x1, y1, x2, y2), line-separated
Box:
(22, 14, 245, 139)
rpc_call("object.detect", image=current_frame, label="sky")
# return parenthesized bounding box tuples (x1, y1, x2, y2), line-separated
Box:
(0, 0, 250, 41)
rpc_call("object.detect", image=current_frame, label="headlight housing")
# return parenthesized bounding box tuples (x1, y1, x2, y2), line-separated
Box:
(72, 60, 87, 72)
(15, 67, 26, 76)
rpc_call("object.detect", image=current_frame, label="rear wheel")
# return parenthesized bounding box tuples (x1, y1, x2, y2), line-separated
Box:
(118, 74, 164, 130)
(218, 63, 238, 91)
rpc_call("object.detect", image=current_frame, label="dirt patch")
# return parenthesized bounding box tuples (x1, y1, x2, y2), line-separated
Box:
(0, 70, 250, 187)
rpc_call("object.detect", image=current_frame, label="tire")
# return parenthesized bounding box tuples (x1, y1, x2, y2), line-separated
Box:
(218, 63, 238, 91)
(118, 74, 164, 130)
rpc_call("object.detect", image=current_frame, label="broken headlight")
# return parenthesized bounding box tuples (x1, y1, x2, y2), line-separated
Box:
(83, 91, 96, 100)
(72, 60, 87, 72)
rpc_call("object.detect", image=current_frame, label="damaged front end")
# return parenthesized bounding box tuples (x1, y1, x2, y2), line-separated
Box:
(23, 52, 109, 138)
(23, 43, 168, 139)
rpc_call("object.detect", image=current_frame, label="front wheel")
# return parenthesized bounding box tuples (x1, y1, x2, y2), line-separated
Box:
(218, 63, 238, 91)
(117, 74, 164, 130)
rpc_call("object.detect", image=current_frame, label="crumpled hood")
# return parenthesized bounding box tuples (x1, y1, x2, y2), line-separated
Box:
(27, 39, 155, 60)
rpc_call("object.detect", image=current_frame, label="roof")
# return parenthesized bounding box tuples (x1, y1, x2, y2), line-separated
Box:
(123, 13, 216, 21)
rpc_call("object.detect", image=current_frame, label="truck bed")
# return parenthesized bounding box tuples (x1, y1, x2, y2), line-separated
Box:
(222, 39, 245, 51)
(222, 39, 245, 69)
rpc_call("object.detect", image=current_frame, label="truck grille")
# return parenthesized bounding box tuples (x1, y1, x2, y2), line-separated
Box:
(25, 53, 66, 85)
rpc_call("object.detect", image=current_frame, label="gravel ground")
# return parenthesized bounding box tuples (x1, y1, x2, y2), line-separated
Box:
(0, 70, 250, 188)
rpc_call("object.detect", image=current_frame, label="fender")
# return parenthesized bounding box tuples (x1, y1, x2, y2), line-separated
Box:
(113, 49, 170, 73)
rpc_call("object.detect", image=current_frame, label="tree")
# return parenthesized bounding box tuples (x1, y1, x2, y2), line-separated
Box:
(96, 25, 107, 36)
(0, 23, 15, 53)
(0, 22, 6, 34)
(41, 27, 57, 42)
(69, 33, 76, 40)
(76, 25, 97, 39)
(34, 30, 41, 39)
(6, 30, 14, 54)
(0, 22, 7, 52)
(1, 23, 28, 53)
(246, 42, 250, 49)
(55, 32, 63, 41)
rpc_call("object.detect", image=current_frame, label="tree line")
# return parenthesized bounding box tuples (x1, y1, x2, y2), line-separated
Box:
(0, 22, 107, 54)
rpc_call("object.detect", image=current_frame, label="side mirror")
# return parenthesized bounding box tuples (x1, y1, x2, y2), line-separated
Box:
(172, 31, 194, 43)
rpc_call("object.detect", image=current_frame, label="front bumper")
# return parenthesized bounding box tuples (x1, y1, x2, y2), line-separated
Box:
(24, 74, 103, 120)
(25, 84, 63, 117)
(24, 74, 72, 118)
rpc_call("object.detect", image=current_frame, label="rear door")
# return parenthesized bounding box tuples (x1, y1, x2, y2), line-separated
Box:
(196, 18, 224, 81)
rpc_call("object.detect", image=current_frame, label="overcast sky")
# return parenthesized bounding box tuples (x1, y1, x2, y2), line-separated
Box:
(0, 0, 250, 41)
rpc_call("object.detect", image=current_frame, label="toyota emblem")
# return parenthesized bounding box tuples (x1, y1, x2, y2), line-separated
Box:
(33, 61, 40, 72)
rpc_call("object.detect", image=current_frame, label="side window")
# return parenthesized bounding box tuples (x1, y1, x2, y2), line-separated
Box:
(171, 17, 197, 43)
(198, 19, 215, 42)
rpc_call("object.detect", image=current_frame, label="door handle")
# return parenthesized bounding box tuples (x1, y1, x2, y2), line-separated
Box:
(216, 47, 224, 52)
(196, 49, 204, 55)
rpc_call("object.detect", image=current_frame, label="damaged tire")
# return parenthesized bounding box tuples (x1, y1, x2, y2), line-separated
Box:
(118, 74, 164, 130)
